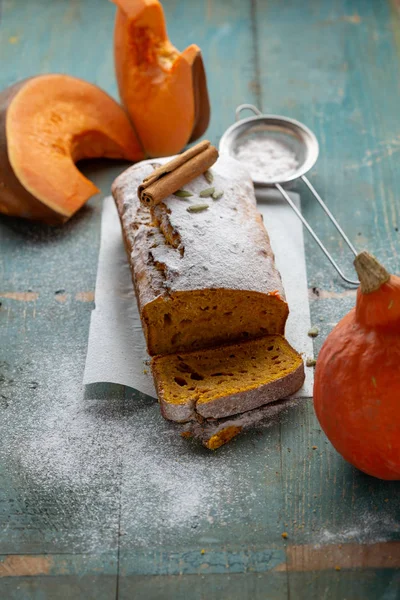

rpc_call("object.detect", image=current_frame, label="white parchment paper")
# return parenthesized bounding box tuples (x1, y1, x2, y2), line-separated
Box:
(83, 190, 314, 398)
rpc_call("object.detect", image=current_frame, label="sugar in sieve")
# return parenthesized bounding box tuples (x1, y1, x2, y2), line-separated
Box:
(219, 104, 358, 285)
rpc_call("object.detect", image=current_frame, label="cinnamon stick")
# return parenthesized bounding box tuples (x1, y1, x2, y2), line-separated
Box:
(138, 140, 218, 207)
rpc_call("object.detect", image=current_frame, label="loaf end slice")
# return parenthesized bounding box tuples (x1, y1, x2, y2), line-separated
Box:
(181, 395, 304, 450)
(151, 335, 305, 423)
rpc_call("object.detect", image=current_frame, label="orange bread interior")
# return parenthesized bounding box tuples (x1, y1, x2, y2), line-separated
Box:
(152, 334, 304, 420)
(205, 426, 243, 450)
(143, 290, 288, 356)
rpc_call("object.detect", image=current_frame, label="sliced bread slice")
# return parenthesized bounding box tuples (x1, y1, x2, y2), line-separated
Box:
(181, 395, 302, 450)
(151, 335, 305, 423)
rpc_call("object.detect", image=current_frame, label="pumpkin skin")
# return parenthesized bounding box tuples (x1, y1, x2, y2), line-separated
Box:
(0, 75, 144, 224)
(113, 0, 210, 157)
(314, 252, 400, 480)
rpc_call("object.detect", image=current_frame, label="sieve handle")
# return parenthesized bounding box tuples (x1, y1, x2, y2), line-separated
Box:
(275, 183, 359, 286)
(235, 104, 262, 122)
(301, 176, 357, 256)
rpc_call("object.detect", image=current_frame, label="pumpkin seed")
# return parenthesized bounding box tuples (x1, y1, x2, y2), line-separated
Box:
(204, 170, 214, 184)
(174, 189, 193, 198)
(199, 187, 215, 198)
(212, 190, 224, 200)
(306, 358, 317, 367)
(307, 326, 319, 338)
(186, 203, 209, 213)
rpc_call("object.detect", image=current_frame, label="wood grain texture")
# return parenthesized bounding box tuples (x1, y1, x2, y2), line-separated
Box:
(0, 0, 400, 599)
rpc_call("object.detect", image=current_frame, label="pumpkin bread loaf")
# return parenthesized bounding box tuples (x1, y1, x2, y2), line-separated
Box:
(113, 155, 305, 446)
(112, 155, 289, 356)
(152, 335, 305, 423)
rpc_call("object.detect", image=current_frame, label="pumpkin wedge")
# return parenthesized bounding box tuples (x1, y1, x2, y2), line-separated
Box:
(113, 0, 210, 157)
(0, 74, 144, 224)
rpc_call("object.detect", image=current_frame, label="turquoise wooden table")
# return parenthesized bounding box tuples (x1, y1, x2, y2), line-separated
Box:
(1, 1, 400, 598)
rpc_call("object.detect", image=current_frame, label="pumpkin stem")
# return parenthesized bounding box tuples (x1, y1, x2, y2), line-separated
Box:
(354, 251, 390, 294)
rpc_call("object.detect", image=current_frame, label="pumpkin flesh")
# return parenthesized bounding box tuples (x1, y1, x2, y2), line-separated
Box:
(113, 0, 210, 157)
(3, 74, 144, 223)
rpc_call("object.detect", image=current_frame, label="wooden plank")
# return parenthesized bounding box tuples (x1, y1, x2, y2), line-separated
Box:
(113, 0, 287, 596)
(0, 551, 117, 598)
(255, 0, 400, 288)
(119, 570, 400, 600)
(120, 573, 289, 600)
(0, 0, 119, 97)
(0, 1, 124, 597)
(0, 575, 116, 600)
(0, 0, 400, 598)
(255, 0, 400, 597)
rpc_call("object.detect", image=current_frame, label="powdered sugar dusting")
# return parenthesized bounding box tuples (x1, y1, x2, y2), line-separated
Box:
(318, 512, 400, 546)
(0, 348, 281, 551)
(235, 137, 299, 182)
(2, 347, 398, 554)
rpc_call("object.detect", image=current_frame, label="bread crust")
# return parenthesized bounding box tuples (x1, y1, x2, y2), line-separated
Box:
(153, 357, 305, 423)
(182, 395, 306, 449)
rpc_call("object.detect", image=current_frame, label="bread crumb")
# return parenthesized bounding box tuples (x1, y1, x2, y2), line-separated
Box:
(201, 549, 206, 555)
(306, 358, 317, 367)
(143, 369, 148, 374)
(312, 445, 318, 450)
(335, 565, 341, 571)
(281, 532, 288, 539)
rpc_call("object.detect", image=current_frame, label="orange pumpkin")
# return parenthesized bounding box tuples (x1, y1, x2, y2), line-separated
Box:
(113, 0, 210, 157)
(314, 251, 400, 480)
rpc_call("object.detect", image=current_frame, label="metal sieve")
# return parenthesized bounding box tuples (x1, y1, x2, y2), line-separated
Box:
(219, 104, 358, 285)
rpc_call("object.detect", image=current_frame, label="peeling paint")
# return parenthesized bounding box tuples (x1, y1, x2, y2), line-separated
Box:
(75, 291, 95, 302)
(342, 14, 361, 24)
(0, 292, 39, 302)
(273, 541, 400, 572)
(0, 555, 52, 577)
(345, 137, 400, 170)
